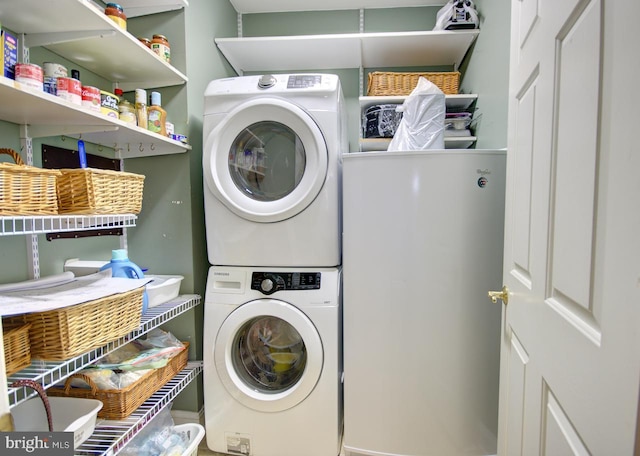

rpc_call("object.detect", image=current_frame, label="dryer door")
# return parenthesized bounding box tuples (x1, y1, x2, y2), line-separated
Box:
(203, 98, 328, 223)
(214, 298, 323, 412)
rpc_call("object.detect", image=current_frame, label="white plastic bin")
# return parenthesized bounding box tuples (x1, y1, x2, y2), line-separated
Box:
(174, 423, 206, 456)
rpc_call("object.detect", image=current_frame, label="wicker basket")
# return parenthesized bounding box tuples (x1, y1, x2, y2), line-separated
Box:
(56, 168, 145, 214)
(48, 342, 189, 420)
(0, 148, 61, 215)
(2, 321, 32, 376)
(367, 71, 461, 96)
(4, 287, 144, 361)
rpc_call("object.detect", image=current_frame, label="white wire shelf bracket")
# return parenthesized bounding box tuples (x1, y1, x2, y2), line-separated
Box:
(0, 214, 138, 236)
(6, 295, 201, 407)
(75, 362, 203, 455)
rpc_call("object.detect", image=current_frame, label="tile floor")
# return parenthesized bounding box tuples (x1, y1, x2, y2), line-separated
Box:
(196, 436, 346, 456)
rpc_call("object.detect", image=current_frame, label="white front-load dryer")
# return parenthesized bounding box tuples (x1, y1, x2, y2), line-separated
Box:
(203, 266, 342, 456)
(202, 74, 346, 267)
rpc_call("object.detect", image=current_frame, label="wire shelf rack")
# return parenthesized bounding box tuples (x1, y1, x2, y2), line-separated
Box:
(6, 295, 201, 407)
(75, 362, 203, 455)
(0, 214, 138, 236)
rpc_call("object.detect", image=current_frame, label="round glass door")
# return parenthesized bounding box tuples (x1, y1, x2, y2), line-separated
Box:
(203, 98, 328, 223)
(214, 299, 323, 412)
(234, 315, 307, 393)
(229, 121, 305, 203)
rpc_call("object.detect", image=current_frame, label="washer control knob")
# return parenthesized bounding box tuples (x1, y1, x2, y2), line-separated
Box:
(260, 278, 275, 293)
(258, 74, 276, 89)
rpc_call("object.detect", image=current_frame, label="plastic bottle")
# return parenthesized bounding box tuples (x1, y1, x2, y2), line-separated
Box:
(147, 91, 167, 136)
(113, 88, 135, 126)
(135, 88, 148, 130)
(100, 249, 149, 313)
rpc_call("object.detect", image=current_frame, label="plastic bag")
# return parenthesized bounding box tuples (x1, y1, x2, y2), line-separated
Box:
(119, 404, 190, 456)
(387, 77, 445, 151)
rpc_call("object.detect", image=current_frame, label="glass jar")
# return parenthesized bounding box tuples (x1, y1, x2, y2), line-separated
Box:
(138, 37, 152, 48)
(151, 35, 171, 63)
(104, 3, 127, 30)
(119, 99, 137, 127)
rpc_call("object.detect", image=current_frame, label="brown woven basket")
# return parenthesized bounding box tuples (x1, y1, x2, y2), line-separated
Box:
(48, 342, 189, 420)
(2, 321, 32, 376)
(56, 168, 145, 214)
(0, 148, 61, 215)
(4, 287, 144, 361)
(367, 71, 461, 96)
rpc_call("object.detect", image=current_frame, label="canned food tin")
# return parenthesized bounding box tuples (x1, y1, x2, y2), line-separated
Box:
(43, 62, 67, 78)
(43, 76, 57, 95)
(57, 77, 82, 105)
(100, 90, 120, 119)
(15, 63, 43, 90)
(82, 86, 101, 112)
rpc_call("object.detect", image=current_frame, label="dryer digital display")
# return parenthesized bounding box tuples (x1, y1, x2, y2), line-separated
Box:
(287, 75, 322, 89)
(251, 272, 321, 294)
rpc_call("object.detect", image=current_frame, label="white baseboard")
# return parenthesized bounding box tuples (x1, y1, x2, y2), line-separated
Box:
(171, 408, 204, 426)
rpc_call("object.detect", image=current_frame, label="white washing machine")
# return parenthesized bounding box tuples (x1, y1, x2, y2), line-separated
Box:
(203, 266, 342, 456)
(202, 73, 346, 267)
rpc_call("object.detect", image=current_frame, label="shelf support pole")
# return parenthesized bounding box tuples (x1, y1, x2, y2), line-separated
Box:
(20, 126, 40, 279)
(359, 9, 365, 96)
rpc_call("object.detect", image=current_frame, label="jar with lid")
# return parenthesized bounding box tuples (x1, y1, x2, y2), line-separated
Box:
(104, 3, 127, 30)
(138, 37, 152, 48)
(119, 99, 137, 127)
(151, 35, 171, 63)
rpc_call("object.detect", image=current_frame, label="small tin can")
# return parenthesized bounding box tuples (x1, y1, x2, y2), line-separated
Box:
(15, 63, 43, 90)
(57, 77, 82, 105)
(100, 90, 120, 119)
(43, 62, 67, 78)
(170, 134, 188, 144)
(82, 86, 101, 112)
(43, 76, 57, 95)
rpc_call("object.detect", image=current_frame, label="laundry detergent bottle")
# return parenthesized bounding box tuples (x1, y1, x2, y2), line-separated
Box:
(100, 249, 149, 314)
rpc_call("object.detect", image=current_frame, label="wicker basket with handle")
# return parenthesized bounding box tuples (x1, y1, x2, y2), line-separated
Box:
(48, 342, 189, 419)
(367, 71, 461, 96)
(56, 168, 145, 214)
(0, 148, 61, 215)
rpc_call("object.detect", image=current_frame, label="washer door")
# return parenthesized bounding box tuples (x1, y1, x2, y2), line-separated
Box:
(203, 98, 328, 223)
(214, 299, 323, 412)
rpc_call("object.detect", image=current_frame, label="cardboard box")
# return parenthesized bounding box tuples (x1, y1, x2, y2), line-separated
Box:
(3, 29, 17, 80)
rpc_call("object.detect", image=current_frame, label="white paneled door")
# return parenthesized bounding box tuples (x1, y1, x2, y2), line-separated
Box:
(497, 0, 640, 454)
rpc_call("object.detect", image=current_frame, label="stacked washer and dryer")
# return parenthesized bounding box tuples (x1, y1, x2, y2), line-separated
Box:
(202, 74, 347, 456)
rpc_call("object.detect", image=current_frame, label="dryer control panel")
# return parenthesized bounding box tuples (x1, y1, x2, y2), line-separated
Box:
(251, 271, 321, 295)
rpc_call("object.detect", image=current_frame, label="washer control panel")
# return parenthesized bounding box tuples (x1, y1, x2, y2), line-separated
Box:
(251, 272, 321, 295)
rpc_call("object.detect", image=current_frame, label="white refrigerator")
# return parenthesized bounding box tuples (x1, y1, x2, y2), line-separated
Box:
(342, 150, 506, 456)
